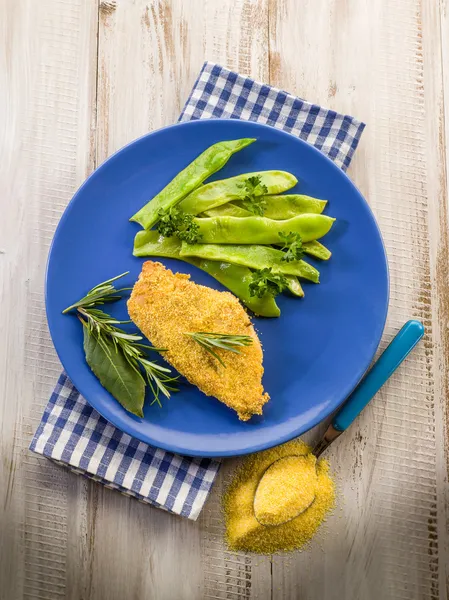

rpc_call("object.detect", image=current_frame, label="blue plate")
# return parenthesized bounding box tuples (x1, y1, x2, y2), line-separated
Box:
(46, 119, 389, 457)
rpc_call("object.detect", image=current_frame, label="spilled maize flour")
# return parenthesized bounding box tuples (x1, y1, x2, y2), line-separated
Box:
(254, 454, 318, 526)
(224, 439, 335, 554)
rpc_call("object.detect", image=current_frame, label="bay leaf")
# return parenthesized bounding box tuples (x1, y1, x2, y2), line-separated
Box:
(83, 325, 146, 417)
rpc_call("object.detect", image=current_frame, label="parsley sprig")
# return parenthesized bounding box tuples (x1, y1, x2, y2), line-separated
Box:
(238, 175, 268, 216)
(157, 207, 202, 244)
(278, 231, 305, 262)
(249, 267, 288, 298)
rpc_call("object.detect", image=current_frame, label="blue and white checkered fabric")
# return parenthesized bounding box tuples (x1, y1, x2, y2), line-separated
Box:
(31, 62, 365, 520)
(180, 62, 365, 171)
(30, 373, 220, 519)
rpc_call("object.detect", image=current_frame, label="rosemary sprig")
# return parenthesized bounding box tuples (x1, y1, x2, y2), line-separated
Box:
(185, 331, 253, 367)
(64, 273, 178, 414)
(62, 272, 131, 314)
(78, 307, 178, 403)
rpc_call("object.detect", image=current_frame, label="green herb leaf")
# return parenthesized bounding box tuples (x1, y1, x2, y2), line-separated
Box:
(139, 358, 179, 407)
(64, 273, 179, 416)
(185, 331, 253, 367)
(278, 231, 305, 262)
(177, 217, 202, 244)
(79, 306, 179, 411)
(157, 207, 202, 243)
(157, 207, 181, 237)
(249, 268, 288, 298)
(238, 175, 268, 216)
(82, 321, 146, 417)
(244, 175, 269, 196)
(241, 196, 267, 216)
(62, 272, 130, 314)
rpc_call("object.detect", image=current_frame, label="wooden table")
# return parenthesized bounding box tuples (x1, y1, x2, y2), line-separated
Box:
(1, 1, 449, 598)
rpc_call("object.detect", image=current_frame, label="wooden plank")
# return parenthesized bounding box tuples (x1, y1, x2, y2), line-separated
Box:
(269, 0, 449, 598)
(90, 4, 204, 594)
(93, 1, 267, 598)
(432, 1, 449, 595)
(96, 0, 269, 162)
(0, 1, 98, 599)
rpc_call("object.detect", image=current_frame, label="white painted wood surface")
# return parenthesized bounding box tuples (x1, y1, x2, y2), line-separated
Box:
(1, 1, 448, 599)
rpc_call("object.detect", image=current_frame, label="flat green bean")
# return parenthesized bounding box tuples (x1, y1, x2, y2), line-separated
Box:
(134, 230, 183, 258)
(245, 194, 327, 219)
(203, 204, 251, 218)
(284, 276, 304, 297)
(193, 214, 335, 244)
(302, 240, 332, 260)
(273, 239, 332, 261)
(180, 242, 320, 282)
(130, 138, 255, 229)
(202, 210, 332, 260)
(178, 170, 297, 215)
(203, 194, 327, 219)
(190, 259, 280, 317)
(133, 230, 280, 317)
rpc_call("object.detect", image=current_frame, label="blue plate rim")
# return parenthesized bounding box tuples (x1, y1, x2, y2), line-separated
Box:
(45, 118, 390, 457)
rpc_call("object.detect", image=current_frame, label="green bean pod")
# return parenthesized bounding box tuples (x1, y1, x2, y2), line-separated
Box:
(203, 194, 327, 220)
(193, 214, 335, 244)
(203, 204, 251, 218)
(130, 138, 255, 229)
(252, 194, 327, 219)
(180, 242, 320, 283)
(202, 210, 332, 261)
(133, 230, 183, 258)
(302, 240, 332, 260)
(133, 230, 280, 317)
(284, 276, 305, 297)
(178, 170, 298, 215)
(188, 258, 280, 317)
(273, 239, 332, 260)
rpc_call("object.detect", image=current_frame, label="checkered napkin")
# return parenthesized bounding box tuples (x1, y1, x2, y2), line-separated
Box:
(30, 61, 365, 520)
(180, 62, 365, 171)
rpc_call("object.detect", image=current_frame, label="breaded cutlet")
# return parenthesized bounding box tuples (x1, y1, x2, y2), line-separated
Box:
(127, 261, 269, 420)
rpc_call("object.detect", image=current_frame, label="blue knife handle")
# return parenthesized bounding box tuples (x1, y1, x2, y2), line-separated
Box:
(333, 320, 425, 432)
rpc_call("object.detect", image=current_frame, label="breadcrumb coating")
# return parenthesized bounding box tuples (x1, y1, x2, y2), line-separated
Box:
(127, 261, 269, 420)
